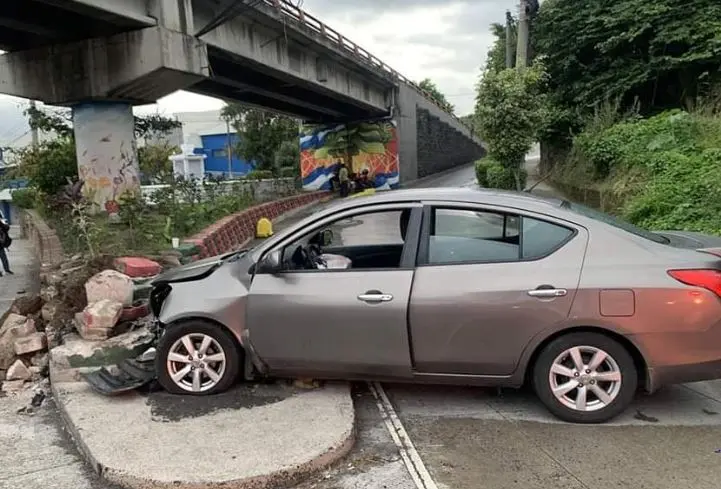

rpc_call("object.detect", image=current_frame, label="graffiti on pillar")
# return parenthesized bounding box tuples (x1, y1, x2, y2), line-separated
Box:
(74, 103, 140, 214)
(300, 120, 399, 191)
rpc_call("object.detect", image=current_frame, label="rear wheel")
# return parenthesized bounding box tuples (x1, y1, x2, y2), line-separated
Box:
(156, 321, 241, 395)
(532, 332, 637, 423)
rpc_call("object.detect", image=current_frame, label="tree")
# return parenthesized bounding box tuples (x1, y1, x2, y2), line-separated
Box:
(533, 0, 721, 114)
(221, 104, 299, 173)
(485, 20, 516, 75)
(474, 60, 549, 190)
(138, 142, 178, 184)
(417, 78, 455, 113)
(25, 105, 181, 140)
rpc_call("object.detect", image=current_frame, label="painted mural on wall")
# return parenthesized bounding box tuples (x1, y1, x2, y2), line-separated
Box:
(73, 103, 140, 214)
(300, 120, 399, 191)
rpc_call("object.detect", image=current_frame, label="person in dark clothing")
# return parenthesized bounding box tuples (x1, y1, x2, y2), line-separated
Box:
(0, 211, 13, 277)
(338, 163, 350, 198)
(356, 169, 373, 190)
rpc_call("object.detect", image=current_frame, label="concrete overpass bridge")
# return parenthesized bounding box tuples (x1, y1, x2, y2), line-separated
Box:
(0, 0, 484, 207)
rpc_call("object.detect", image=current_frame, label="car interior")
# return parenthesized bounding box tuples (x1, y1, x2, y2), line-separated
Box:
(276, 207, 575, 271)
(282, 209, 412, 271)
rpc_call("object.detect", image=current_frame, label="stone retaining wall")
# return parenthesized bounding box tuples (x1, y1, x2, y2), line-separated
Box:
(183, 191, 329, 259)
(20, 209, 64, 266)
(416, 108, 486, 178)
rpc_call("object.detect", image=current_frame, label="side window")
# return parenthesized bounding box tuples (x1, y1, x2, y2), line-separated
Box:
(281, 208, 413, 271)
(428, 208, 521, 265)
(521, 217, 574, 259)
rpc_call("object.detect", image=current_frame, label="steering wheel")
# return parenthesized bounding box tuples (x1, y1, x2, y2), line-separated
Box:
(290, 244, 320, 270)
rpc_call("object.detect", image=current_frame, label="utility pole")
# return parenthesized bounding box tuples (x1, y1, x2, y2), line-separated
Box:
(515, 0, 530, 69)
(225, 118, 233, 179)
(29, 100, 38, 146)
(505, 10, 514, 69)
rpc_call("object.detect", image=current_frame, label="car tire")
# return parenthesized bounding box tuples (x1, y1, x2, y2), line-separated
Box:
(532, 332, 637, 424)
(156, 320, 242, 395)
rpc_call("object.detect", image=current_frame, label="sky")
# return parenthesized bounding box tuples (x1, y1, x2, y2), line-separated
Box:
(0, 0, 511, 145)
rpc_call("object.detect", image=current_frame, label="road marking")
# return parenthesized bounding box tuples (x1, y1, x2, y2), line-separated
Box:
(369, 382, 439, 489)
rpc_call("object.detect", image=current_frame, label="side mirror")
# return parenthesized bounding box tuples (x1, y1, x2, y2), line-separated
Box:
(320, 229, 334, 246)
(257, 249, 283, 274)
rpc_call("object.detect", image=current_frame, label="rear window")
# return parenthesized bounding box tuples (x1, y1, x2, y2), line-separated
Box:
(561, 201, 669, 244)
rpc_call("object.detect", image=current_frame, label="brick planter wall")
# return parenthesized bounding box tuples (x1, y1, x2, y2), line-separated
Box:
(21, 209, 64, 266)
(183, 191, 330, 259)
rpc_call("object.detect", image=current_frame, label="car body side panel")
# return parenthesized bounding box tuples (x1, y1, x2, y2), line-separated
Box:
(408, 213, 589, 377)
(246, 270, 415, 377)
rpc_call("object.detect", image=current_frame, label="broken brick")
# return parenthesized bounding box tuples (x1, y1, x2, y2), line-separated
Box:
(14, 333, 47, 356)
(114, 257, 162, 278)
(6, 360, 32, 381)
(85, 270, 134, 306)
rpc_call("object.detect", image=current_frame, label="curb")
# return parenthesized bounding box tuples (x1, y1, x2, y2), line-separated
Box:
(51, 376, 356, 489)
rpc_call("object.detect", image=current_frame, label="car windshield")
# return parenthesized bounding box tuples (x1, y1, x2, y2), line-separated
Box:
(560, 200, 670, 244)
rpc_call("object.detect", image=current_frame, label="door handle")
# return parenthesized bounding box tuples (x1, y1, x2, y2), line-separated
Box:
(358, 292, 394, 303)
(528, 288, 567, 298)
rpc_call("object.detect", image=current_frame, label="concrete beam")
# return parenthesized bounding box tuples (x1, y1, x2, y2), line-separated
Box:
(34, 0, 155, 26)
(193, 3, 392, 115)
(212, 75, 347, 118)
(0, 27, 209, 105)
(148, 0, 194, 33)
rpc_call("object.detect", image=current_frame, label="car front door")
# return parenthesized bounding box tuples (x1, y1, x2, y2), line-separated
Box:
(409, 202, 589, 376)
(246, 203, 423, 379)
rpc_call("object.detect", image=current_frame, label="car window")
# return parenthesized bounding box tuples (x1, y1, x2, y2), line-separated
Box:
(429, 209, 521, 265)
(281, 208, 412, 271)
(522, 217, 574, 259)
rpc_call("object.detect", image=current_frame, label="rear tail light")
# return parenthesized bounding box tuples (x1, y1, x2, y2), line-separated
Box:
(668, 269, 721, 298)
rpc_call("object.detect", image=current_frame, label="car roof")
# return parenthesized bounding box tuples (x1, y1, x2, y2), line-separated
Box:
(331, 187, 568, 215)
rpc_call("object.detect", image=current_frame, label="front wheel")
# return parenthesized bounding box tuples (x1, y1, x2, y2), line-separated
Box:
(532, 332, 637, 424)
(156, 321, 242, 395)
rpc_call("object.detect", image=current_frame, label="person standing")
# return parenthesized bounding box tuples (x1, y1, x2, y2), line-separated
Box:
(338, 163, 350, 198)
(0, 210, 13, 277)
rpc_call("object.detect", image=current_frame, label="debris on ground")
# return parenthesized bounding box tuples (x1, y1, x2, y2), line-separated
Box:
(1, 253, 163, 394)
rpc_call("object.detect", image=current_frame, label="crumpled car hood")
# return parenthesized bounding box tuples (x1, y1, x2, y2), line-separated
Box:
(152, 251, 244, 285)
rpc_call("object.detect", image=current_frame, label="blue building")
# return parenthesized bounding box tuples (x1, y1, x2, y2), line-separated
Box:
(194, 133, 254, 177)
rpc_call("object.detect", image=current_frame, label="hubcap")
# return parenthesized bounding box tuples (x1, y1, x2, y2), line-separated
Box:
(548, 346, 622, 412)
(167, 334, 227, 393)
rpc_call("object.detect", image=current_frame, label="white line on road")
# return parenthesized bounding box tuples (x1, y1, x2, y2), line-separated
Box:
(369, 382, 439, 489)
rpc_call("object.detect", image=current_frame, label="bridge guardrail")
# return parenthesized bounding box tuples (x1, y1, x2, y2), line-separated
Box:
(264, 0, 474, 132)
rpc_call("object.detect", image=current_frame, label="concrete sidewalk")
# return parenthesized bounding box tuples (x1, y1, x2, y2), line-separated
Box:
(52, 380, 354, 489)
(0, 226, 39, 313)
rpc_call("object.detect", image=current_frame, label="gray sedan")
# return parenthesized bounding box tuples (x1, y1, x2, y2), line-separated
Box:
(148, 188, 721, 423)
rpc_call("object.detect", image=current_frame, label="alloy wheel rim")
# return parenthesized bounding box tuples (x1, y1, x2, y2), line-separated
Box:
(167, 333, 227, 393)
(548, 345, 622, 412)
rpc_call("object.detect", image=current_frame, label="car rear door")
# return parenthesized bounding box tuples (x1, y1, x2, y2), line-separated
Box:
(408, 202, 589, 376)
(246, 203, 423, 379)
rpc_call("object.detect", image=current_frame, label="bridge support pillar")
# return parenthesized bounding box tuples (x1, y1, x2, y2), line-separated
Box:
(72, 102, 139, 214)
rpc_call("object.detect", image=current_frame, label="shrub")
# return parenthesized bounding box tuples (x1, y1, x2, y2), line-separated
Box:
(477, 157, 527, 190)
(17, 138, 77, 196)
(280, 166, 298, 179)
(245, 170, 274, 180)
(474, 158, 494, 187)
(10, 187, 38, 209)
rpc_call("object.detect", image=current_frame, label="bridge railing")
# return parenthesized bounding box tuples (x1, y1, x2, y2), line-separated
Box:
(264, 0, 473, 132)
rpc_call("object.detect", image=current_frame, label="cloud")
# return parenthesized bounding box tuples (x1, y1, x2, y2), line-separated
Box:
(299, 0, 509, 114)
